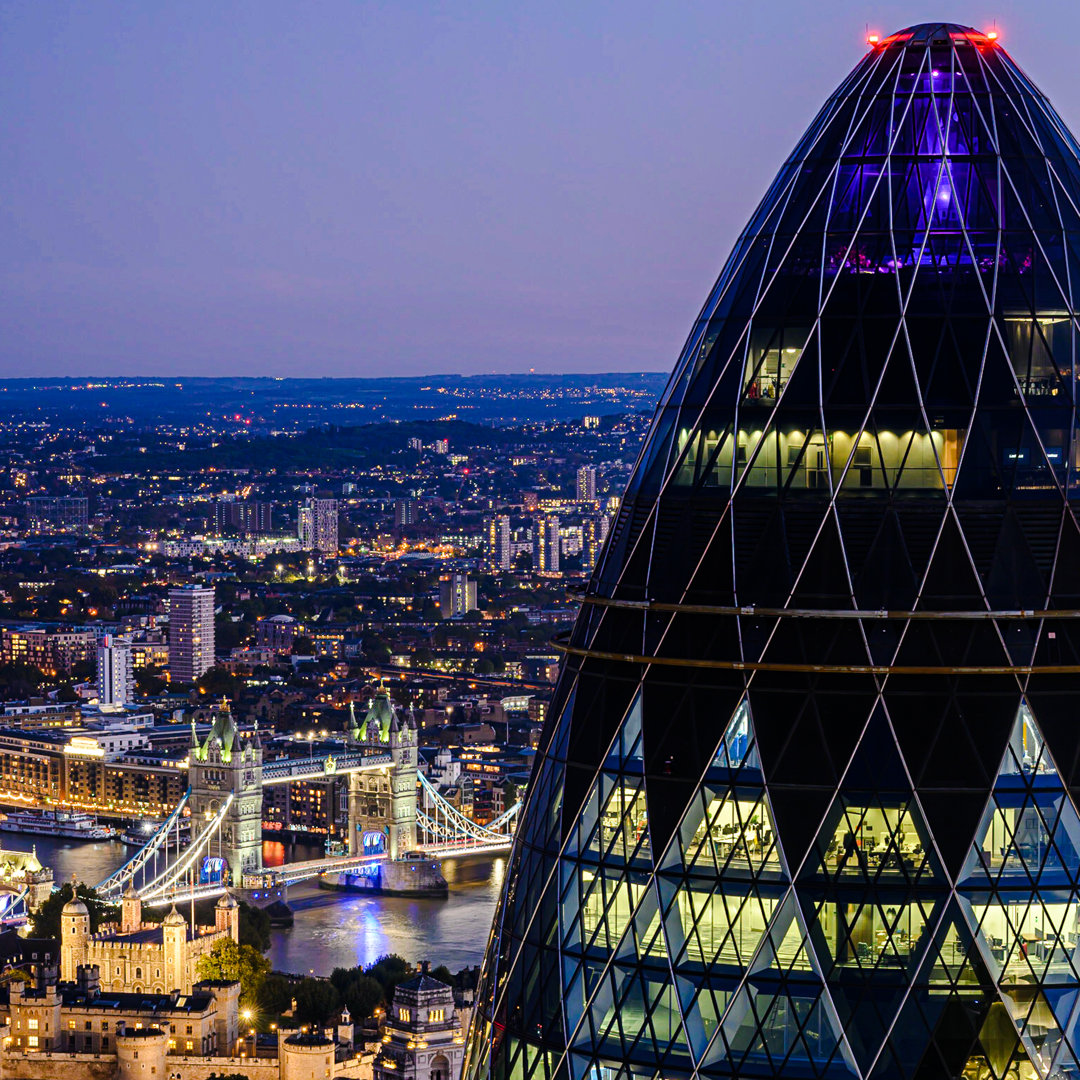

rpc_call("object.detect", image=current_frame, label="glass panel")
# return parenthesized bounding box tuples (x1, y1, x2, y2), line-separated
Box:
(967, 896, 1080, 985)
(811, 898, 934, 971)
(681, 788, 781, 877)
(742, 326, 811, 401)
(589, 780, 649, 866)
(671, 884, 780, 970)
(1004, 314, 1072, 399)
(577, 867, 648, 954)
(815, 800, 935, 884)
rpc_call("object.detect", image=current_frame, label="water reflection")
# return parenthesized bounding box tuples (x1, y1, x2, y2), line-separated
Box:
(21, 835, 501, 974)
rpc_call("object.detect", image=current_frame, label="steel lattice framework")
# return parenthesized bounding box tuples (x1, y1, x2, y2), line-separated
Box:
(97, 787, 191, 900)
(465, 23, 1080, 1080)
(94, 769, 521, 906)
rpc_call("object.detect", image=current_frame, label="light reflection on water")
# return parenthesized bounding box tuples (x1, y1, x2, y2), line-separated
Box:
(26, 834, 501, 974)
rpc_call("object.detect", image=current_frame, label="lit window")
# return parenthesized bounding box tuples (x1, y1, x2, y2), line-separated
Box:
(27, 1019, 38, 1031)
(186, 1040, 194, 1050)
(27, 1036, 38, 1048)
(400, 1007, 411, 1022)
(429, 1009, 444, 1022)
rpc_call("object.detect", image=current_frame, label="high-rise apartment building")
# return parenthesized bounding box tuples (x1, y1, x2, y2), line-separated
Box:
(533, 516, 560, 575)
(394, 498, 417, 530)
(168, 585, 215, 683)
(439, 574, 478, 619)
(297, 498, 338, 554)
(213, 498, 273, 536)
(25, 496, 88, 534)
(0, 627, 96, 677)
(575, 465, 597, 502)
(96, 635, 133, 709)
(485, 515, 511, 571)
(466, 24, 1080, 1080)
(583, 513, 611, 570)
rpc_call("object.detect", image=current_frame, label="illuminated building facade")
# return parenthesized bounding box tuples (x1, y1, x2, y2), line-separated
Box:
(299, 497, 340, 553)
(466, 24, 1080, 1080)
(168, 584, 215, 683)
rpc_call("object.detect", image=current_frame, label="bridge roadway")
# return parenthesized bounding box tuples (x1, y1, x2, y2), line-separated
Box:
(260, 749, 391, 785)
(109, 740, 520, 907)
(141, 838, 514, 907)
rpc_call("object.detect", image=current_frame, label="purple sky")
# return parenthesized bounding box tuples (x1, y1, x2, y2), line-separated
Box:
(3, 2, 1080, 378)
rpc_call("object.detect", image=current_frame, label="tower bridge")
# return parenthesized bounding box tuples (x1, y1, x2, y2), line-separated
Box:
(96, 691, 519, 909)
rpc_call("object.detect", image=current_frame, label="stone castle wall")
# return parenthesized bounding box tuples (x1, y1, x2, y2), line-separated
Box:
(1, 1050, 373, 1080)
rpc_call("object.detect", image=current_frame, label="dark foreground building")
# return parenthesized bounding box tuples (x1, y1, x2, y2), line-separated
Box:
(465, 23, 1080, 1080)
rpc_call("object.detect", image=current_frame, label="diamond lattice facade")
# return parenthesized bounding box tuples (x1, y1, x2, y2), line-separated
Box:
(464, 22, 1080, 1080)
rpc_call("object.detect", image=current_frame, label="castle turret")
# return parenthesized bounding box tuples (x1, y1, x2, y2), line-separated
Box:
(282, 1031, 335, 1080)
(337, 1005, 355, 1050)
(196, 978, 241, 1055)
(121, 884, 142, 934)
(162, 905, 188, 992)
(116, 1027, 168, 1080)
(215, 889, 240, 943)
(59, 893, 89, 982)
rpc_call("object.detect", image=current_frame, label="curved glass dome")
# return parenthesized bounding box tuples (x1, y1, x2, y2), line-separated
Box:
(466, 25, 1080, 1080)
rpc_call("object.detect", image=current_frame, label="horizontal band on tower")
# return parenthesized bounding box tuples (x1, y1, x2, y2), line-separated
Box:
(575, 593, 1080, 621)
(554, 639, 1070, 676)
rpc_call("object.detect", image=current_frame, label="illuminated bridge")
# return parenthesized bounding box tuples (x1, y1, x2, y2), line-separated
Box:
(95, 695, 519, 908)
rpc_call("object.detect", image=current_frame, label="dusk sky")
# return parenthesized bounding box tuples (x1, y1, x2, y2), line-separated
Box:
(3, 1, 1080, 378)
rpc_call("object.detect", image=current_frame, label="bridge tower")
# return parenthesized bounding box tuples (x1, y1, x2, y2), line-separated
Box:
(188, 700, 263, 885)
(345, 689, 417, 858)
(388, 707, 417, 859)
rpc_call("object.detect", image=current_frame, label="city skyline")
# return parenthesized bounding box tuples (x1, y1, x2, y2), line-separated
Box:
(6, 3, 1080, 378)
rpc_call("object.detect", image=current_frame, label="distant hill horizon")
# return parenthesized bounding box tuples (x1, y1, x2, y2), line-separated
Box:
(0, 371, 667, 427)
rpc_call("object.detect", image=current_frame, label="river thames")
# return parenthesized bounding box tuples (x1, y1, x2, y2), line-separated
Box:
(19, 834, 502, 974)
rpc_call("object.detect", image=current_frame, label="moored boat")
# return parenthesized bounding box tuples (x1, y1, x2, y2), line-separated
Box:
(0, 809, 115, 841)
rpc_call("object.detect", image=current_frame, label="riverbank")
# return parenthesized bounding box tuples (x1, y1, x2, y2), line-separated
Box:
(9, 833, 501, 973)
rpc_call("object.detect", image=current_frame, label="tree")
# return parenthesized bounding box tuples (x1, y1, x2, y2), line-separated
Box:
(291, 635, 315, 657)
(343, 974, 385, 1020)
(134, 668, 167, 696)
(293, 978, 342, 1025)
(237, 902, 271, 952)
(366, 953, 412, 1001)
(197, 666, 239, 698)
(257, 973, 295, 1016)
(31, 882, 116, 940)
(330, 968, 386, 1020)
(195, 939, 270, 1006)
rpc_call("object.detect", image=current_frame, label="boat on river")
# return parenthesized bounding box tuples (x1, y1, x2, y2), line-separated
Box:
(0, 809, 115, 841)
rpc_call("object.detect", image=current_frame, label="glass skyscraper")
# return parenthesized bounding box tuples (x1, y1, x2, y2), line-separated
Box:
(465, 23, 1080, 1080)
